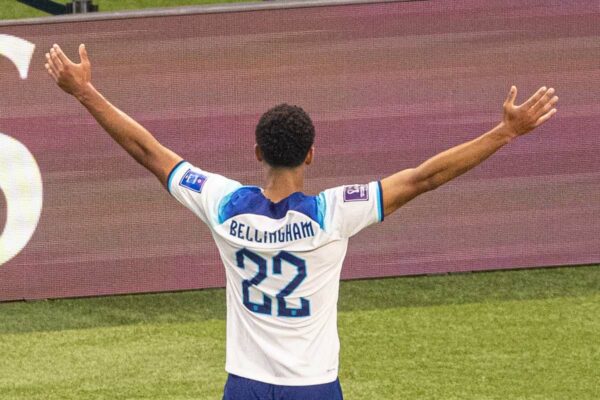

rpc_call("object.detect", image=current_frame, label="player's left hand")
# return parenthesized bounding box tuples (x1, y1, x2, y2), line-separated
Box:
(44, 43, 91, 98)
(502, 85, 559, 138)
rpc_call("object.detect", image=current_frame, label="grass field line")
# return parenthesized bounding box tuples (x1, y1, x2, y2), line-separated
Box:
(1, 265, 598, 335)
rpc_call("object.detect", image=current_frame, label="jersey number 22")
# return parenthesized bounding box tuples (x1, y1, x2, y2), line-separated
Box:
(236, 249, 310, 318)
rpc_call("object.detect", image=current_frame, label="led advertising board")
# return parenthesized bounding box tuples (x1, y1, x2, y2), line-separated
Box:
(1, 0, 598, 300)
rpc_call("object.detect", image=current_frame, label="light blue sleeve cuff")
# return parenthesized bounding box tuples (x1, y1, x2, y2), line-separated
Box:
(167, 160, 187, 195)
(376, 180, 384, 222)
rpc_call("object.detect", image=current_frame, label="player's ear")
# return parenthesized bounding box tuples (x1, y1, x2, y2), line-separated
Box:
(255, 144, 263, 163)
(304, 146, 314, 166)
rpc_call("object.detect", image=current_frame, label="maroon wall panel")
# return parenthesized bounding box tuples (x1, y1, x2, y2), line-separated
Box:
(1, 0, 599, 301)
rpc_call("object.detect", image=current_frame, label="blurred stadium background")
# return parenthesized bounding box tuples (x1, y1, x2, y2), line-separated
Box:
(0, 1, 598, 399)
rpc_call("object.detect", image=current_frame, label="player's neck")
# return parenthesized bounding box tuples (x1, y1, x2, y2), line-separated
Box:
(262, 166, 305, 203)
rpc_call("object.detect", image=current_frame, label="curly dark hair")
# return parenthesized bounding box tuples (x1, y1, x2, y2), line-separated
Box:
(255, 104, 315, 168)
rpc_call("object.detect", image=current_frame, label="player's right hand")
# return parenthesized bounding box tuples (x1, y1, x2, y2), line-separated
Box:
(44, 43, 91, 98)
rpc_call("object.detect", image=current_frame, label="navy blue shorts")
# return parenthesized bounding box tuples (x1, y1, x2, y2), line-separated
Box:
(222, 374, 343, 400)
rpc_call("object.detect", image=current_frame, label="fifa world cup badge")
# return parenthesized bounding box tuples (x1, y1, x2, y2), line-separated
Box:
(343, 184, 369, 202)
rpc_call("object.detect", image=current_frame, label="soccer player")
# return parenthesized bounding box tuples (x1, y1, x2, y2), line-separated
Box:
(45, 44, 558, 400)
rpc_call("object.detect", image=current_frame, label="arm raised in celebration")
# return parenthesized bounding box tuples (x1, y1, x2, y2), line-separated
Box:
(44, 44, 182, 188)
(380, 86, 559, 217)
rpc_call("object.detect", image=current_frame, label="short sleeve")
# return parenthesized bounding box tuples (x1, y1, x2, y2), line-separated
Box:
(167, 160, 242, 227)
(319, 181, 384, 238)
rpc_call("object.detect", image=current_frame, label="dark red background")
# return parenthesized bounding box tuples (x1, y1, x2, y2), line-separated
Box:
(1, 0, 599, 301)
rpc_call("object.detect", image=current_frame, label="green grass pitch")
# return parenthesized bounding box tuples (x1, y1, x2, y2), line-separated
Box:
(1, 265, 598, 399)
(0, 0, 256, 20)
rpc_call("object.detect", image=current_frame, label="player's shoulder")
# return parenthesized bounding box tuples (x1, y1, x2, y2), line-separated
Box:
(168, 160, 242, 195)
(319, 181, 385, 231)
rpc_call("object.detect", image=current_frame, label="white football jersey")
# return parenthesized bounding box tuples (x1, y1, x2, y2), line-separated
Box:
(168, 161, 383, 386)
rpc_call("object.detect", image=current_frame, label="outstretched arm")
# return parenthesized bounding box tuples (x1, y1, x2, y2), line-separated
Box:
(381, 86, 559, 217)
(44, 44, 182, 188)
